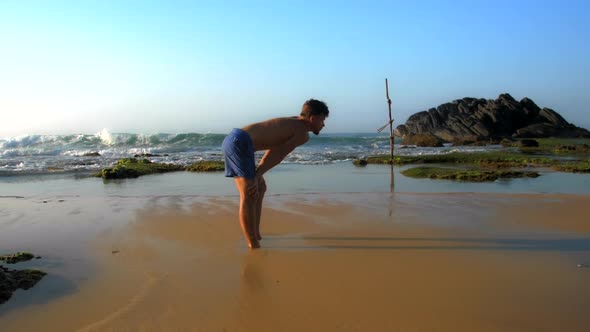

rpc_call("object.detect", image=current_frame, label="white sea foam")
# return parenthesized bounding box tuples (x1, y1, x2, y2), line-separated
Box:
(97, 128, 114, 145)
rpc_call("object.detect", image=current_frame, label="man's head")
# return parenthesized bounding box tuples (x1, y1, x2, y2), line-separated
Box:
(300, 99, 329, 135)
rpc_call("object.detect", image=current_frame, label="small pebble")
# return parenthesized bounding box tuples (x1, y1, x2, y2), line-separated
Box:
(112, 250, 120, 254)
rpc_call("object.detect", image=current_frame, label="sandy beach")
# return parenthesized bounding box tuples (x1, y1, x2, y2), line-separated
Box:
(3, 0, 590, 330)
(1, 187, 589, 331)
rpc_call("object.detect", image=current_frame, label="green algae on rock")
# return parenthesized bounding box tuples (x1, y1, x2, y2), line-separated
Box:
(355, 152, 556, 167)
(1, 266, 47, 304)
(0, 252, 35, 264)
(502, 138, 590, 155)
(553, 160, 590, 173)
(401, 167, 540, 182)
(553, 144, 590, 154)
(353, 159, 368, 166)
(186, 161, 225, 172)
(101, 158, 184, 179)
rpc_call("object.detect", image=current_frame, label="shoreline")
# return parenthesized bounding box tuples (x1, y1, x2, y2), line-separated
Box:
(1, 162, 590, 198)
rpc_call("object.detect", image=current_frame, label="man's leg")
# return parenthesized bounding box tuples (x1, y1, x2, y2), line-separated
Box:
(234, 177, 260, 249)
(254, 175, 266, 240)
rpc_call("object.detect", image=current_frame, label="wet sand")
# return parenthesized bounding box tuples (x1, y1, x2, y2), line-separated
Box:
(1, 192, 590, 331)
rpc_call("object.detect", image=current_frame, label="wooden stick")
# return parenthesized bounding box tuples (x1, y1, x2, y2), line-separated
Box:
(377, 119, 394, 133)
(385, 79, 394, 161)
(385, 79, 395, 194)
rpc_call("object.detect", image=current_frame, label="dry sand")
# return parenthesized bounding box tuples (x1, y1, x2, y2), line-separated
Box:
(1, 192, 590, 331)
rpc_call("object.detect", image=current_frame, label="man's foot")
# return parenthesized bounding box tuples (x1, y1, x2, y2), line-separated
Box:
(248, 240, 261, 249)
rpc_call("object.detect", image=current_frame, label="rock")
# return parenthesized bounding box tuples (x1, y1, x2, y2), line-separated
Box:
(353, 159, 368, 166)
(517, 139, 539, 147)
(83, 152, 101, 157)
(1, 266, 46, 304)
(0, 252, 35, 264)
(401, 134, 444, 147)
(401, 166, 540, 182)
(101, 158, 184, 179)
(186, 161, 225, 172)
(395, 94, 590, 142)
(513, 123, 557, 138)
(555, 144, 590, 153)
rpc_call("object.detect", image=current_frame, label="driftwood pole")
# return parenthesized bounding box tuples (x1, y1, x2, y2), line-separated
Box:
(385, 78, 394, 161)
(385, 79, 395, 195)
(377, 79, 395, 195)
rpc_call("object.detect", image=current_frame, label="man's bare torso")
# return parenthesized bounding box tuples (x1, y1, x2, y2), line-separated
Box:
(242, 117, 309, 151)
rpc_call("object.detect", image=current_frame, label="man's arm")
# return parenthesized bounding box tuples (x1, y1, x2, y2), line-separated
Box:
(256, 134, 309, 176)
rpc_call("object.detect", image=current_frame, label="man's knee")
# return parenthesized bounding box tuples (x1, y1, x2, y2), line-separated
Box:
(239, 192, 257, 207)
(236, 178, 258, 203)
(257, 177, 267, 194)
(246, 190, 259, 200)
(259, 182, 267, 194)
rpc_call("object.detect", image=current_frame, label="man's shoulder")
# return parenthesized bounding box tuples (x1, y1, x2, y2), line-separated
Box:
(296, 129, 309, 144)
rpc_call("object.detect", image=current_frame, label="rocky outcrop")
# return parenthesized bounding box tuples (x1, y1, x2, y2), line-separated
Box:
(394, 94, 590, 142)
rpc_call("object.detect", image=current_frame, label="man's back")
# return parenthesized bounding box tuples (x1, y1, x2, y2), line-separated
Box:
(242, 117, 309, 151)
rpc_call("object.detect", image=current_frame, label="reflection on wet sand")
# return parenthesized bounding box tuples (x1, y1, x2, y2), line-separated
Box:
(1, 192, 590, 331)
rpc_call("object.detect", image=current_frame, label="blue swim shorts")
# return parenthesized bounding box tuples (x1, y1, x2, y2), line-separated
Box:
(222, 128, 256, 179)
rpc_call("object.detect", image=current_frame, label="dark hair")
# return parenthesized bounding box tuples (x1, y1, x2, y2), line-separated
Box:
(300, 99, 329, 118)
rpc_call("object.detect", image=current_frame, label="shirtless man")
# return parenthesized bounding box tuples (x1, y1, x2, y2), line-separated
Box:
(222, 99, 330, 249)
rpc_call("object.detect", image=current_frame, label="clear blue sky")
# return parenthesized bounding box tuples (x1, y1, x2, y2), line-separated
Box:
(1, 0, 589, 136)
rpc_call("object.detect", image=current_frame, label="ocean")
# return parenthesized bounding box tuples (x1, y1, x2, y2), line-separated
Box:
(0, 129, 503, 177)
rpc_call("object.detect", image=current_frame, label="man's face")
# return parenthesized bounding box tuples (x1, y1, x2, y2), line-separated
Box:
(311, 115, 326, 135)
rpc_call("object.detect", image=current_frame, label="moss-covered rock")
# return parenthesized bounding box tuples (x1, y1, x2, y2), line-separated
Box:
(552, 160, 590, 173)
(353, 159, 368, 166)
(360, 152, 556, 167)
(1, 266, 46, 304)
(101, 158, 184, 179)
(516, 138, 590, 155)
(401, 167, 540, 182)
(401, 134, 444, 147)
(117, 158, 151, 165)
(554, 144, 590, 154)
(186, 161, 225, 172)
(0, 252, 35, 264)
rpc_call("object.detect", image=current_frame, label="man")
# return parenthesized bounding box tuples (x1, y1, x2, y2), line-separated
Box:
(222, 99, 329, 249)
